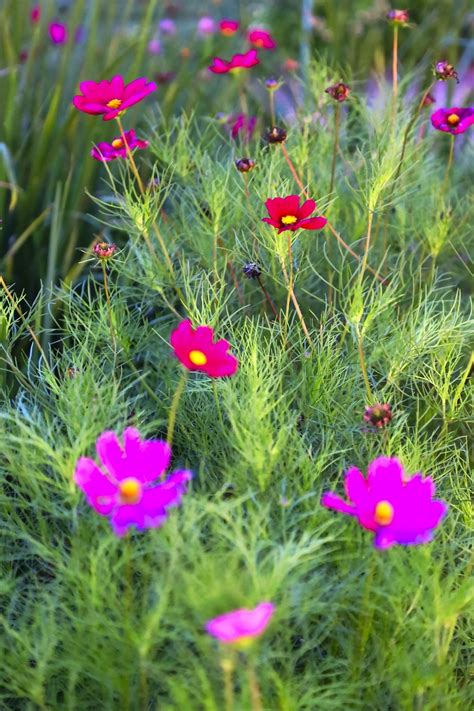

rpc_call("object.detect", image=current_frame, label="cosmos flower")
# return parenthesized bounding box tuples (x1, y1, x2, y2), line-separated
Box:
(74, 428, 192, 537)
(434, 61, 459, 83)
(209, 49, 259, 75)
(159, 18, 176, 36)
(148, 38, 162, 55)
(197, 16, 217, 36)
(31, 4, 41, 23)
(247, 29, 276, 50)
(262, 195, 327, 234)
(321, 456, 448, 549)
(170, 319, 239, 378)
(235, 157, 255, 173)
(363, 403, 392, 429)
(219, 19, 240, 37)
(49, 22, 68, 45)
(325, 82, 350, 102)
(205, 602, 275, 646)
(386, 9, 410, 25)
(91, 129, 148, 162)
(430, 107, 474, 135)
(228, 113, 257, 141)
(72, 75, 157, 121)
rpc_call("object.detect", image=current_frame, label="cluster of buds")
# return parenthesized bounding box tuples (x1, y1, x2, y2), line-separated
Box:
(265, 126, 287, 144)
(386, 9, 410, 26)
(235, 157, 255, 173)
(93, 241, 117, 261)
(434, 61, 459, 84)
(242, 262, 262, 279)
(325, 82, 350, 102)
(363, 403, 393, 429)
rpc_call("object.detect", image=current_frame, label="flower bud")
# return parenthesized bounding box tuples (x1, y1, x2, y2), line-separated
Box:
(265, 77, 282, 91)
(93, 241, 117, 260)
(325, 82, 350, 102)
(242, 262, 262, 279)
(363, 403, 393, 429)
(235, 157, 255, 173)
(434, 61, 459, 83)
(265, 126, 287, 144)
(386, 9, 410, 25)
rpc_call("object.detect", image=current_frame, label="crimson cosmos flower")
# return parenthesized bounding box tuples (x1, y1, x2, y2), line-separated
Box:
(170, 320, 238, 378)
(219, 19, 240, 36)
(209, 49, 259, 74)
(72, 75, 157, 121)
(49, 22, 68, 45)
(247, 29, 276, 50)
(262, 195, 327, 233)
(430, 107, 474, 135)
(91, 129, 148, 161)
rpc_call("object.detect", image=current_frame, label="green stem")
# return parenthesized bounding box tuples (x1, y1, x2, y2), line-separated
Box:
(360, 211, 374, 283)
(269, 90, 276, 126)
(212, 379, 225, 430)
(391, 25, 399, 122)
(356, 325, 373, 401)
(246, 659, 262, 711)
(220, 650, 236, 711)
(167, 372, 188, 446)
(101, 261, 116, 348)
(329, 103, 341, 195)
(442, 134, 455, 193)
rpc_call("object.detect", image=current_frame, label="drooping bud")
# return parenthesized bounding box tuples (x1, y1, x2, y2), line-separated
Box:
(242, 263, 262, 279)
(265, 126, 287, 144)
(434, 61, 459, 83)
(235, 157, 255, 173)
(325, 82, 350, 102)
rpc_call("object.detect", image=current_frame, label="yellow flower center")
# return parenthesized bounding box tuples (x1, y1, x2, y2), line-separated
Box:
(106, 99, 122, 109)
(374, 500, 394, 526)
(189, 350, 208, 366)
(447, 113, 460, 126)
(221, 28, 235, 37)
(229, 67, 244, 75)
(119, 477, 142, 504)
(111, 138, 124, 149)
(281, 215, 298, 225)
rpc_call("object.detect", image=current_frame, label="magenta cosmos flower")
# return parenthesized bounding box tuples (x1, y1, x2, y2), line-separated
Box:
(228, 113, 257, 141)
(91, 129, 148, 162)
(430, 107, 474, 135)
(248, 29, 276, 50)
(262, 195, 327, 234)
(31, 4, 41, 23)
(322, 456, 448, 549)
(49, 22, 68, 45)
(170, 319, 238, 378)
(72, 75, 157, 121)
(205, 602, 275, 646)
(74, 428, 191, 537)
(219, 19, 240, 37)
(209, 49, 259, 75)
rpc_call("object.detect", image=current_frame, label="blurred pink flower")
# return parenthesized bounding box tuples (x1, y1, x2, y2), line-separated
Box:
(209, 49, 259, 75)
(49, 22, 68, 45)
(74, 428, 192, 537)
(159, 18, 176, 36)
(228, 113, 257, 141)
(197, 16, 216, 36)
(148, 38, 162, 55)
(430, 107, 474, 135)
(219, 19, 239, 37)
(248, 29, 276, 50)
(31, 4, 41, 24)
(205, 602, 275, 646)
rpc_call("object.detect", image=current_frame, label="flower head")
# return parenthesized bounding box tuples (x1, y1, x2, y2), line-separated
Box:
(31, 4, 41, 24)
(434, 61, 459, 83)
(209, 49, 259, 75)
(170, 320, 238, 378)
(242, 262, 262, 279)
(321, 456, 448, 549)
(262, 195, 327, 234)
(91, 129, 148, 162)
(248, 29, 276, 50)
(325, 82, 350, 102)
(74, 428, 192, 537)
(235, 157, 255, 173)
(197, 16, 216, 36)
(386, 9, 410, 26)
(265, 77, 282, 92)
(148, 38, 162, 55)
(430, 107, 474, 135)
(219, 19, 240, 37)
(265, 125, 287, 144)
(363, 403, 392, 429)
(228, 113, 257, 141)
(159, 18, 176, 36)
(72, 75, 157, 121)
(49, 22, 68, 45)
(205, 602, 275, 647)
(93, 241, 117, 260)
(422, 93, 436, 107)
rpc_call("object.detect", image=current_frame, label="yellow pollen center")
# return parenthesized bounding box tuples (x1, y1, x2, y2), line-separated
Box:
(281, 215, 298, 225)
(189, 350, 208, 366)
(111, 138, 124, 149)
(106, 99, 122, 109)
(447, 113, 459, 126)
(119, 478, 142, 504)
(374, 500, 394, 526)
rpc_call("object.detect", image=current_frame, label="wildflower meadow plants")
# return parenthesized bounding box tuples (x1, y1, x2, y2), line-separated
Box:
(0, 1, 473, 710)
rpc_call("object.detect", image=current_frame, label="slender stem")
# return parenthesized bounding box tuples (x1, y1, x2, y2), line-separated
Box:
(285, 232, 294, 325)
(246, 659, 262, 711)
(280, 143, 306, 194)
(442, 135, 455, 192)
(392, 26, 399, 113)
(116, 116, 146, 194)
(167, 372, 188, 446)
(356, 325, 373, 400)
(0, 276, 52, 371)
(269, 91, 276, 126)
(256, 276, 279, 319)
(220, 652, 235, 711)
(360, 211, 374, 283)
(101, 261, 116, 347)
(123, 537, 133, 711)
(280, 255, 313, 348)
(212, 380, 225, 430)
(329, 103, 341, 195)
(394, 82, 434, 183)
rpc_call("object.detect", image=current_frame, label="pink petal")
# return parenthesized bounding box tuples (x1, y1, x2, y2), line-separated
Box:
(321, 492, 356, 516)
(299, 216, 327, 230)
(74, 457, 118, 515)
(122, 427, 171, 483)
(298, 199, 316, 219)
(96, 431, 129, 481)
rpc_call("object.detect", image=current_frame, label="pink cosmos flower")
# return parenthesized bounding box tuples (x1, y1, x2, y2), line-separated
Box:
(49, 22, 68, 45)
(262, 195, 327, 233)
(159, 18, 177, 36)
(219, 19, 240, 37)
(205, 602, 275, 646)
(91, 129, 148, 162)
(209, 49, 259, 75)
(247, 29, 276, 50)
(321, 456, 448, 549)
(72, 75, 157, 121)
(74, 428, 192, 537)
(430, 107, 474, 135)
(228, 113, 257, 140)
(197, 16, 217, 36)
(148, 38, 162, 55)
(170, 319, 238, 378)
(31, 4, 41, 23)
